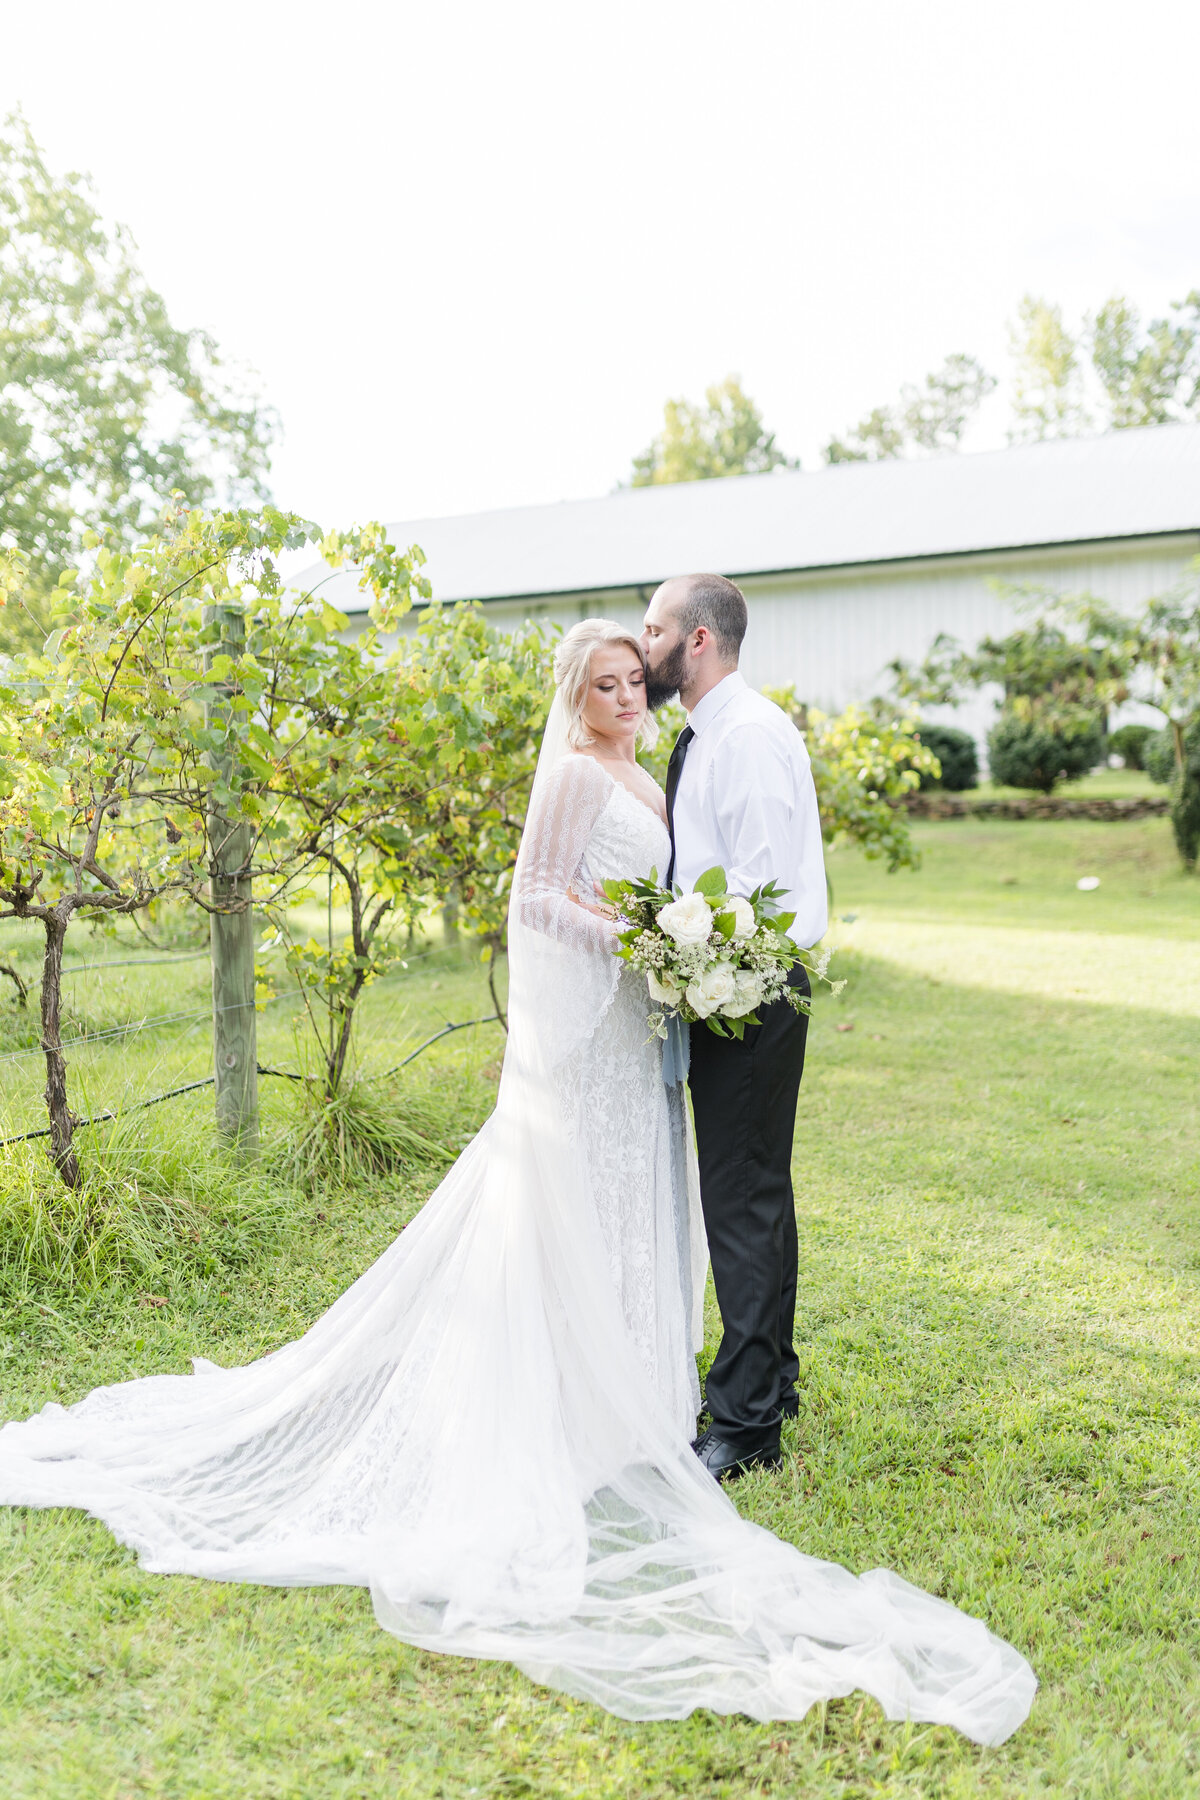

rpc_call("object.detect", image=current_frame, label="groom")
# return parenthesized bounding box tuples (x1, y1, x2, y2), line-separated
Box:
(642, 574, 828, 1480)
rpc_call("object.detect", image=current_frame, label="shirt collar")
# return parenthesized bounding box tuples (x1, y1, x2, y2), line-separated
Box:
(686, 669, 746, 736)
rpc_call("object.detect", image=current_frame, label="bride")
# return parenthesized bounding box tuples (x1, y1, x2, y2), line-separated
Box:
(0, 619, 1035, 1743)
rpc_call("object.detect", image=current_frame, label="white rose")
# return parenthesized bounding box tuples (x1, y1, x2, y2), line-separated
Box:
(727, 896, 756, 941)
(685, 962, 738, 1019)
(657, 890, 713, 947)
(724, 969, 765, 1017)
(647, 968, 683, 1007)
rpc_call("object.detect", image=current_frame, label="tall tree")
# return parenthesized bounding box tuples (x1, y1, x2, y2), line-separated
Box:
(1007, 297, 1090, 442)
(1088, 292, 1200, 428)
(628, 376, 796, 486)
(0, 116, 275, 650)
(823, 354, 996, 464)
(1008, 290, 1200, 441)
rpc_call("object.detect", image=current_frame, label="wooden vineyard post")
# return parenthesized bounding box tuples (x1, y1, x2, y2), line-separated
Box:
(205, 602, 259, 1154)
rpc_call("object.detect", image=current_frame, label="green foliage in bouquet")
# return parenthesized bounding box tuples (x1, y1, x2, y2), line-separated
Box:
(601, 864, 843, 1042)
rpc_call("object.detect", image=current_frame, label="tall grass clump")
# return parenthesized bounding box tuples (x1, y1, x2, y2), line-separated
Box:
(0, 1107, 293, 1292)
(268, 1070, 472, 1193)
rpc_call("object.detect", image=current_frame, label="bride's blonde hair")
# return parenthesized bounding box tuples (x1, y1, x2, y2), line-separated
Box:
(553, 619, 659, 752)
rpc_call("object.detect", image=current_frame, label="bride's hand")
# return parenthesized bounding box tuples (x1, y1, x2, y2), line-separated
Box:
(567, 883, 617, 920)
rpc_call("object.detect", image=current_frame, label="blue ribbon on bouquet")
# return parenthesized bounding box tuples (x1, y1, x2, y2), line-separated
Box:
(661, 1012, 691, 1087)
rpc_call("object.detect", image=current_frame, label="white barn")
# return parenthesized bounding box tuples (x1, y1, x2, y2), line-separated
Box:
(302, 423, 1200, 746)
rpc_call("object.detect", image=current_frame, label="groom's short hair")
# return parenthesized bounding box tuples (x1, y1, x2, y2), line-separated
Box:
(672, 573, 748, 663)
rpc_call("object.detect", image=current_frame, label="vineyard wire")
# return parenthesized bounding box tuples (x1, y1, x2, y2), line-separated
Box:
(0, 945, 447, 1064)
(0, 1020, 502, 1148)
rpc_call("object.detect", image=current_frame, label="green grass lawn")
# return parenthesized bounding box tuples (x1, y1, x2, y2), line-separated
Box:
(1, 816, 1198, 1798)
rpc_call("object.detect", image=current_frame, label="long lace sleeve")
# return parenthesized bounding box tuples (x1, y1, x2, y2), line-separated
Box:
(513, 755, 616, 954)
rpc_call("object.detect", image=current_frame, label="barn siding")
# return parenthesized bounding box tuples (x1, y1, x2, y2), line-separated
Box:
(349, 530, 1197, 748)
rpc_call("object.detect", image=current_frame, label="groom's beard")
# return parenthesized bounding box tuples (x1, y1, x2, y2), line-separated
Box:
(644, 639, 688, 710)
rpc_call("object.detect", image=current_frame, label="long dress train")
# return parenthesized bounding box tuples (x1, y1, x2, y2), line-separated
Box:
(0, 737, 1035, 1745)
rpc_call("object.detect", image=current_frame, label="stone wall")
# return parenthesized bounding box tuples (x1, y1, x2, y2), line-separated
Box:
(901, 792, 1169, 822)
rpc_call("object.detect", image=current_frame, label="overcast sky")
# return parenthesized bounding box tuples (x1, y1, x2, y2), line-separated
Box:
(4, 0, 1199, 532)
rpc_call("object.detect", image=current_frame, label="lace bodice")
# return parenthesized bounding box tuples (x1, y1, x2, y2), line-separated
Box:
(578, 771, 671, 892)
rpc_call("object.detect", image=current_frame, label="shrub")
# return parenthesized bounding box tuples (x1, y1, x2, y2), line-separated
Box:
(1145, 729, 1175, 785)
(1146, 718, 1200, 869)
(914, 723, 979, 791)
(986, 711, 1106, 794)
(1107, 723, 1155, 770)
(1171, 760, 1200, 868)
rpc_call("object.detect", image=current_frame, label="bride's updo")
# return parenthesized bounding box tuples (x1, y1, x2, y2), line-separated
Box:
(554, 618, 659, 752)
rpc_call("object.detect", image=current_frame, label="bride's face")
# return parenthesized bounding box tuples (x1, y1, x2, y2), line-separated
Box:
(581, 645, 648, 748)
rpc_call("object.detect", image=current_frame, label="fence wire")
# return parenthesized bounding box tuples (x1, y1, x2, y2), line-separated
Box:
(0, 941, 503, 1148)
(0, 945, 445, 1064)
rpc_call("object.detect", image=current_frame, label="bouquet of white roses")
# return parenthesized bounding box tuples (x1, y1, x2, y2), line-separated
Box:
(601, 864, 842, 1041)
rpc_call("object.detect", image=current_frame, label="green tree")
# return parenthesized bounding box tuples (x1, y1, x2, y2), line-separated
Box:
(0, 116, 274, 651)
(629, 376, 796, 486)
(0, 506, 321, 1184)
(1089, 292, 1200, 428)
(258, 597, 552, 1090)
(892, 616, 1128, 724)
(891, 609, 1130, 794)
(824, 354, 995, 464)
(1008, 296, 1089, 441)
(1007, 290, 1200, 441)
(761, 690, 938, 871)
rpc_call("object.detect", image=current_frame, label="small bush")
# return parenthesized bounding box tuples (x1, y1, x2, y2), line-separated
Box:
(914, 723, 979, 791)
(1153, 718, 1200, 869)
(986, 711, 1105, 794)
(1145, 728, 1176, 785)
(1108, 723, 1154, 770)
(1171, 767, 1200, 868)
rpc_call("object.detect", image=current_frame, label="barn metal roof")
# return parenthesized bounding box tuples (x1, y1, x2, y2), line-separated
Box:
(299, 423, 1200, 612)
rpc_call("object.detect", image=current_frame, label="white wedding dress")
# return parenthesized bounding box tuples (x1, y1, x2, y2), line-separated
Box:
(0, 712, 1035, 1745)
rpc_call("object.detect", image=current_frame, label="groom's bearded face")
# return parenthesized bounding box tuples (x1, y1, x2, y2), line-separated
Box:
(643, 632, 689, 710)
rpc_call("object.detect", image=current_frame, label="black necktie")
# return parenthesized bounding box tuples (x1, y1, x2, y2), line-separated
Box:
(664, 725, 694, 889)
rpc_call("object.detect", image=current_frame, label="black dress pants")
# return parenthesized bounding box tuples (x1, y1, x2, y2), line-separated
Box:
(687, 963, 810, 1454)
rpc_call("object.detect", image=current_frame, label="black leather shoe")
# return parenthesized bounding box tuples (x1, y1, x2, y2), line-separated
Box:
(692, 1428, 782, 1482)
(779, 1390, 799, 1420)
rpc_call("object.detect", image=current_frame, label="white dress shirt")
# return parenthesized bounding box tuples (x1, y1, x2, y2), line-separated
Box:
(671, 671, 828, 948)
